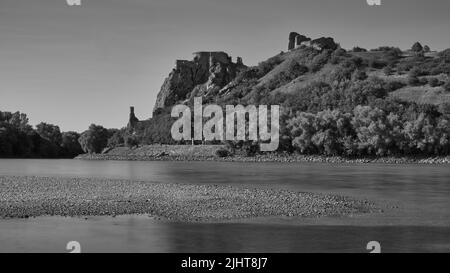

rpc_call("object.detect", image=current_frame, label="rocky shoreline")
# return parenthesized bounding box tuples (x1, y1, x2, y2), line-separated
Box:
(0, 176, 378, 221)
(76, 152, 450, 165)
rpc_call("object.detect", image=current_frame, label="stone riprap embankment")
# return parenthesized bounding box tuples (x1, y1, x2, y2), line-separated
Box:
(76, 145, 450, 165)
(0, 176, 377, 221)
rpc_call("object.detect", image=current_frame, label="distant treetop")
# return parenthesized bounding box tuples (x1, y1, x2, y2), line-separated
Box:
(412, 42, 424, 52)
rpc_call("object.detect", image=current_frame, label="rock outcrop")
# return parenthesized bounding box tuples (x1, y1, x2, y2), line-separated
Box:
(153, 52, 246, 113)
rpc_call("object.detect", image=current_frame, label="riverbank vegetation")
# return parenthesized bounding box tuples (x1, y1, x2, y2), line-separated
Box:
(0, 111, 83, 158)
(0, 111, 118, 158)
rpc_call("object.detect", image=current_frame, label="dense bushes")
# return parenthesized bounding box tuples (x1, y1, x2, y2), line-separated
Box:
(287, 106, 450, 156)
(215, 149, 230, 158)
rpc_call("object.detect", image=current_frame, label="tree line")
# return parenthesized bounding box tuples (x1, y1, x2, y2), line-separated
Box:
(0, 111, 122, 158)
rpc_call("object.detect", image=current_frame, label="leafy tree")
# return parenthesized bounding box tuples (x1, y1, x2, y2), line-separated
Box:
(34, 123, 63, 157)
(107, 129, 126, 148)
(287, 110, 354, 155)
(9, 112, 32, 132)
(0, 126, 14, 157)
(61, 132, 83, 158)
(412, 42, 423, 52)
(36, 123, 62, 146)
(351, 106, 403, 156)
(78, 124, 109, 154)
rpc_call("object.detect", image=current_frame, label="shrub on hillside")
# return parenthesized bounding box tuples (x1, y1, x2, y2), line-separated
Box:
(412, 42, 423, 52)
(215, 149, 230, 158)
(352, 47, 367, 52)
(428, 78, 441, 87)
(384, 81, 406, 92)
(383, 65, 394, 76)
(407, 68, 426, 86)
(353, 70, 368, 81)
(310, 51, 331, 72)
(439, 103, 450, 117)
(409, 67, 423, 77)
(369, 59, 388, 69)
(257, 55, 284, 78)
(408, 75, 421, 86)
(445, 81, 450, 92)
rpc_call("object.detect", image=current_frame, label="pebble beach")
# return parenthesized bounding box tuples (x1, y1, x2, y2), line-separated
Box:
(0, 175, 377, 221)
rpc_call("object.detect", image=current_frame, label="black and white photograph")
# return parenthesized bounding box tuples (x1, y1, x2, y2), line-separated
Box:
(0, 0, 449, 259)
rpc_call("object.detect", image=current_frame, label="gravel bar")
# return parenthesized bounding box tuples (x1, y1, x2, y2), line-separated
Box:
(0, 176, 378, 222)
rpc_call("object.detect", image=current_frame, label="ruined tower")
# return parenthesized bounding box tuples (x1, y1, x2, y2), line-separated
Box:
(128, 106, 139, 130)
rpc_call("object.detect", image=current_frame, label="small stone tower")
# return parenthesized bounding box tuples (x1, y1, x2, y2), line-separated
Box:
(128, 106, 139, 130)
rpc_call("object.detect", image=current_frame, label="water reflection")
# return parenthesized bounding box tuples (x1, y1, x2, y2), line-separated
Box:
(0, 216, 449, 253)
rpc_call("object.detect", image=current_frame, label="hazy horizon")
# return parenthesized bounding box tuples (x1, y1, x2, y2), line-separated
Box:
(1, 0, 450, 132)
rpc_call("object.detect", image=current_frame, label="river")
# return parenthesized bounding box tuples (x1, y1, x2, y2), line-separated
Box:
(0, 159, 449, 253)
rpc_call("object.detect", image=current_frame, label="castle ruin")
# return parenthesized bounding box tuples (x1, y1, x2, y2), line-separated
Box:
(153, 51, 246, 112)
(288, 32, 337, 51)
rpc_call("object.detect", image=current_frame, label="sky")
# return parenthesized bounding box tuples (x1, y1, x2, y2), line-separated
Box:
(1, 0, 450, 132)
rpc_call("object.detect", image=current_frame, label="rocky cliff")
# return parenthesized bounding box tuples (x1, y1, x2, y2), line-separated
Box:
(152, 33, 338, 114)
(153, 52, 247, 113)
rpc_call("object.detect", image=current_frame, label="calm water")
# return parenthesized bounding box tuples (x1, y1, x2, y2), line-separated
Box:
(0, 159, 449, 253)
